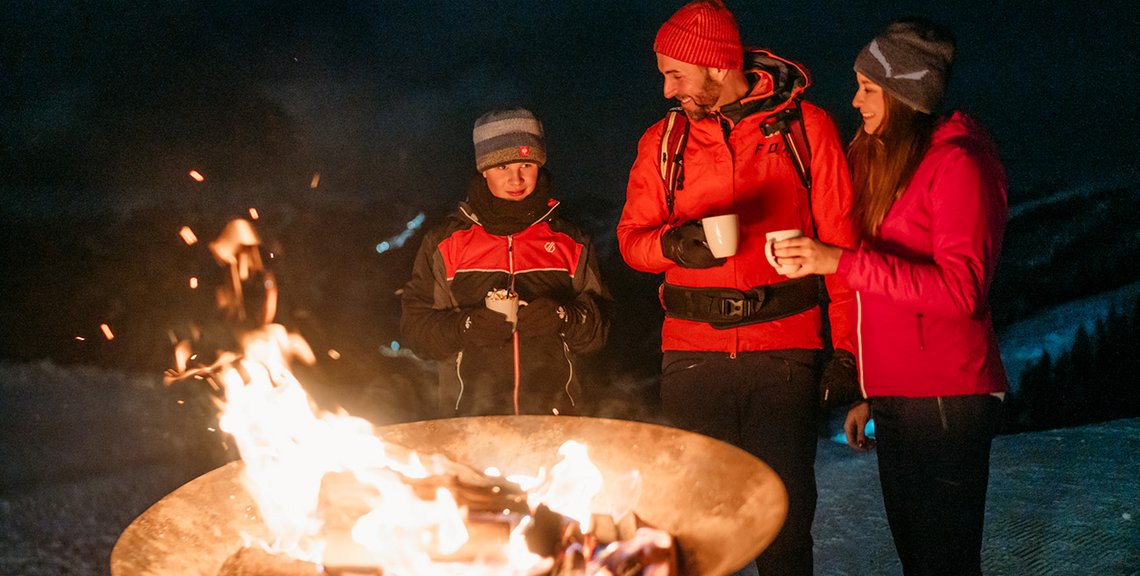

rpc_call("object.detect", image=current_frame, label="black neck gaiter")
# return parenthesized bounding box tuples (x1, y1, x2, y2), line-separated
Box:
(465, 168, 555, 236)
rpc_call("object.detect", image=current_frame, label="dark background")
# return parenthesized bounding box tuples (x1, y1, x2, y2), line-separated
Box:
(2, 0, 1139, 427)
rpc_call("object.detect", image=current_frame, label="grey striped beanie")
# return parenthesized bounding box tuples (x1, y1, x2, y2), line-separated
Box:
(854, 19, 955, 114)
(472, 108, 546, 172)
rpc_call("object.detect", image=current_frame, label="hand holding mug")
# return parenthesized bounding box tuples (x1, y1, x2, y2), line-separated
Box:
(764, 229, 803, 275)
(701, 214, 739, 258)
(770, 236, 844, 278)
(484, 290, 520, 326)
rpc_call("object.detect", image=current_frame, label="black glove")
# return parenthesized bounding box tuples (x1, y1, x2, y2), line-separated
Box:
(457, 307, 515, 348)
(820, 349, 861, 413)
(661, 221, 726, 268)
(516, 297, 571, 337)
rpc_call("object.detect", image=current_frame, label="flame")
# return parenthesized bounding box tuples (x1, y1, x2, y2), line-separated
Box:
(201, 324, 641, 573)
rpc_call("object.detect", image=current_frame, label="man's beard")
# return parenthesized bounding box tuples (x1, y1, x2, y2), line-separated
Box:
(681, 74, 723, 121)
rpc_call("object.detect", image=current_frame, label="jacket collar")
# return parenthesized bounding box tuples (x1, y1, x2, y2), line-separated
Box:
(458, 199, 560, 230)
(718, 49, 810, 126)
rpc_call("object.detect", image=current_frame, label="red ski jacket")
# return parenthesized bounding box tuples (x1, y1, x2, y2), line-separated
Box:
(618, 50, 857, 355)
(837, 112, 1009, 397)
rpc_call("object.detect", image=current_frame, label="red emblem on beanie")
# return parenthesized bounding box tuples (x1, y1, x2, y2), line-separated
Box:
(519, 145, 531, 157)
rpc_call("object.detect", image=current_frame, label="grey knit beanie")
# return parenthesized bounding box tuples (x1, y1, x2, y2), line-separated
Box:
(854, 19, 955, 114)
(472, 108, 546, 172)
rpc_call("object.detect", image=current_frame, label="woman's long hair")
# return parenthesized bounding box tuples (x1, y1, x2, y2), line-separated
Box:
(847, 91, 936, 238)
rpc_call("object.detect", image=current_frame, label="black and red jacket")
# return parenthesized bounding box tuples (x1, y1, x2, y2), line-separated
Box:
(401, 198, 610, 416)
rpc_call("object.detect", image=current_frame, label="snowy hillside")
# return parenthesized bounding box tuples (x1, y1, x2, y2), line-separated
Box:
(999, 281, 1140, 393)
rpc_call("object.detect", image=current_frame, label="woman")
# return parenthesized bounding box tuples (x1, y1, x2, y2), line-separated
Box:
(401, 108, 611, 417)
(774, 19, 1008, 576)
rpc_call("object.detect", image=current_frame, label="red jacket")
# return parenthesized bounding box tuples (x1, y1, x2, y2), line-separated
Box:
(618, 50, 857, 354)
(837, 112, 1009, 397)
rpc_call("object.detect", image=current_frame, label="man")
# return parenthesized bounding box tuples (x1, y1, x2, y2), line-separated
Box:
(402, 108, 611, 417)
(617, 2, 858, 574)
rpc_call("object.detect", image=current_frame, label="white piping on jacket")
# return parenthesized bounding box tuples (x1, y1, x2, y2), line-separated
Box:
(856, 291, 867, 399)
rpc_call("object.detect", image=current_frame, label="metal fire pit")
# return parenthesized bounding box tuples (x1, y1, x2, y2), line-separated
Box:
(111, 415, 787, 576)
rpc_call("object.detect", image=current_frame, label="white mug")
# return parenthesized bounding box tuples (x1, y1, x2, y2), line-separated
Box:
(484, 290, 519, 327)
(764, 229, 803, 275)
(702, 214, 739, 258)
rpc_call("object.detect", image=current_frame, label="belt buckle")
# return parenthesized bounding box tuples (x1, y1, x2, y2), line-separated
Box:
(720, 298, 745, 319)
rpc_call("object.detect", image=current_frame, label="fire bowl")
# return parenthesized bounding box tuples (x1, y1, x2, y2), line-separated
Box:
(110, 415, 787, 575)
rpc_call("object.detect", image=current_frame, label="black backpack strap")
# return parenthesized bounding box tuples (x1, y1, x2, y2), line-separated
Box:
(658, 107, 690, 220)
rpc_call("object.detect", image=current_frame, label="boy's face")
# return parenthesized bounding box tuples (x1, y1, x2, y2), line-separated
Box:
(482, 162, 539, 201)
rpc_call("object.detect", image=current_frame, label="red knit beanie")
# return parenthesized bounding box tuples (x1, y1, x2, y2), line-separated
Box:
(654, 0, 743, 69)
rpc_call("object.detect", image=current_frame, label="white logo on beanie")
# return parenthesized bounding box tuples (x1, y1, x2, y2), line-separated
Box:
(870, 40, 930, 81)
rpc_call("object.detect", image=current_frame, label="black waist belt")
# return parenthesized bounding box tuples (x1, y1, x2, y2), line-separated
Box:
(661, 277, 822, 330)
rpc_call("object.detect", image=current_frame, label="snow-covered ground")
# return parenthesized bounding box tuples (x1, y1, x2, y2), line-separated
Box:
(1, 362, 1137, 575)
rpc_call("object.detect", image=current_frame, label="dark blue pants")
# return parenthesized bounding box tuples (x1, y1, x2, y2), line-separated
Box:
(872, 395, 1002, 576)
(662, 349, 819, 576)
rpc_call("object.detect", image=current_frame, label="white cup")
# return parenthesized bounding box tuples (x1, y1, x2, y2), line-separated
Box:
(484, 290, 519, 327)
(765, 229, 803, 275)
(702, 214, 739, 258)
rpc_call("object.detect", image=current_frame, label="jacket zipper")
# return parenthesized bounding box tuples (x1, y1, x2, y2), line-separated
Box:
(508, 235, 521, 415)
(936, 396, 949, 431)
(916, 313, 926, 351)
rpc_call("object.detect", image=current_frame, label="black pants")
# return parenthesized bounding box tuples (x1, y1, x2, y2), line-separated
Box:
(872, 395, 1002, 576)
(662, 349, 819, 576)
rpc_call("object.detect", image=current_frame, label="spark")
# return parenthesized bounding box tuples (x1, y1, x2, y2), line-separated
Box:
(190, 277, 199, 289)
(327, 349, 341, 360)
(75, 336, 86, 341)
(248, 207, 260, 220)
(100, 323, 115, 340)
(179, 226, 199, 245)
(189, 170, 205, 182)
(309, 172, 321, 189)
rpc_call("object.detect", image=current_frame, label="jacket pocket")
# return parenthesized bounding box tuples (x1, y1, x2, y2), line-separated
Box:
(453, 351, 466, 411)
(916, 313, 926, 351)
(561, 341, 576, 408)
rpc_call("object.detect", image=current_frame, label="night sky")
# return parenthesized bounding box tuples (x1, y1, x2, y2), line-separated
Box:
(3, 0, 1138, 221)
